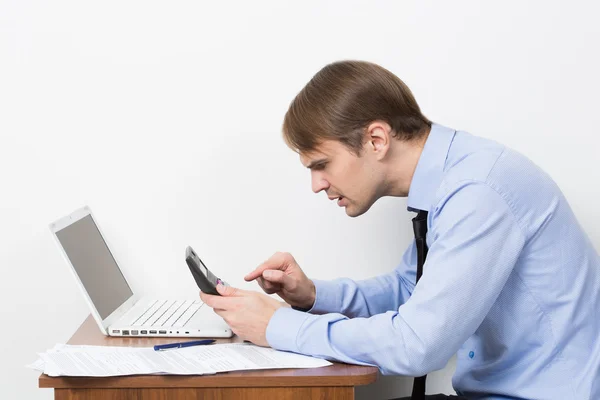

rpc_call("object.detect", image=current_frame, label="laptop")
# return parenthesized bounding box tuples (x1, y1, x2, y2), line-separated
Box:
(49, 206, 233, 338)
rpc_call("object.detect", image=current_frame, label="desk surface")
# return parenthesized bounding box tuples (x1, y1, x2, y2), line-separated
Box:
(39, 315, 378, 389)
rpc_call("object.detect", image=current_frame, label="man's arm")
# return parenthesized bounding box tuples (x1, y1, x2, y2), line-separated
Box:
(266, 182, 526, 376)
(308, 242, 417, 318)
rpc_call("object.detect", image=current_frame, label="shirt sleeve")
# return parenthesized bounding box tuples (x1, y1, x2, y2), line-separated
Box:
(308, 241, 417, 318)
(266, 182, 526, 376)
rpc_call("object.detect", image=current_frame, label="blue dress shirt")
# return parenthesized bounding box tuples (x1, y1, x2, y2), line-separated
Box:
(266, 123, 600, 399)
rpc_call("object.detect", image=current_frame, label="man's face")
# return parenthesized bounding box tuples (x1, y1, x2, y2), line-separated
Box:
(300, 140, 382, 217)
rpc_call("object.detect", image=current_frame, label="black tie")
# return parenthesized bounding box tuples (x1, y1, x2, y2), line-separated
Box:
(411, 210, 428, 400)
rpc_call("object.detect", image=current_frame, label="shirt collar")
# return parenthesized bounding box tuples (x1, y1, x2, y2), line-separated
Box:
(407, 123, 456, 212)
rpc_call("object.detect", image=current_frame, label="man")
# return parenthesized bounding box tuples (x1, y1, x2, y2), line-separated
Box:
(200, 60, 600, 399)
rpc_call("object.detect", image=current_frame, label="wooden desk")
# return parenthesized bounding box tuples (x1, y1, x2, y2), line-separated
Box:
(39, 315, 378, 399)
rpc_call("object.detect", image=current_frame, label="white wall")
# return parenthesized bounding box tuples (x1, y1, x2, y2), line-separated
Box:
(2, 1, 599, 399)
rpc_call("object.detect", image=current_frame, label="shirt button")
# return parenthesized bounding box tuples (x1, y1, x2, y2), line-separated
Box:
(469, 351, 475, 359)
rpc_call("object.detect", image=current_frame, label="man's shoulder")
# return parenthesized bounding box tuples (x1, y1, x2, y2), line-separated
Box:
(435, 130, 561, 221)
(437, 130, 507, 194)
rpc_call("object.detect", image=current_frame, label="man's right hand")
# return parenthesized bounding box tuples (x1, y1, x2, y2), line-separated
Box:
(244, 252, 316, 310)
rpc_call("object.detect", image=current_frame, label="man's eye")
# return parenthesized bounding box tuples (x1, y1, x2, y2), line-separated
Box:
(314, 163, 327, 170)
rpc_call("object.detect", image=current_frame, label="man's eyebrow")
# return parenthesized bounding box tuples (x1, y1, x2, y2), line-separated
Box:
(306, 158, 328, 169)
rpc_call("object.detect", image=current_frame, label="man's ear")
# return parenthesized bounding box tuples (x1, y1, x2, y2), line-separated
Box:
(365, 121, 392, 160)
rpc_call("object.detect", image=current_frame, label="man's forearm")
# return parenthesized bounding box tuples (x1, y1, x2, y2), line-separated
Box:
(307, 270, 413, 318)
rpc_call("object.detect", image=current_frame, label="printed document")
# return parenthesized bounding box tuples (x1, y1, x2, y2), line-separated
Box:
(28, 343, 332, 377)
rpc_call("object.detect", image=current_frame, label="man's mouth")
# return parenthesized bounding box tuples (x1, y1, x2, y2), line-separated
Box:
(327, 194, 346, 206)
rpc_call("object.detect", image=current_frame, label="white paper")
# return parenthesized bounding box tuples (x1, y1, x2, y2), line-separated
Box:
(29, 343, 332, 377)
(26, 357, 45, 372)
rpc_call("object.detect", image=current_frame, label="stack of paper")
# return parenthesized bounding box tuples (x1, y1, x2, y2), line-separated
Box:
(28, 343, 332, 377)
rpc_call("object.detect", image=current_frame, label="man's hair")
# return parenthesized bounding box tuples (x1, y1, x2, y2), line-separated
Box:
(282, 60, 431, 155)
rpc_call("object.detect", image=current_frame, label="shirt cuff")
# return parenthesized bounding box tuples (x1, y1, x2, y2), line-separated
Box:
(307, 279, 340, 314)
(266, 306, 311, 353)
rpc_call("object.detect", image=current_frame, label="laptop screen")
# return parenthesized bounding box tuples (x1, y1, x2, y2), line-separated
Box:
(55, 215, 134, 319)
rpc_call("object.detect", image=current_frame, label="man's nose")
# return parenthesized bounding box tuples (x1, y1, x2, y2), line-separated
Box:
(311, 172, 330, 194)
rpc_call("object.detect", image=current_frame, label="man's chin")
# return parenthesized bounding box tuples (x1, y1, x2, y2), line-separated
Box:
(344, 204, 366, 218)
(344, 199, 378, 218)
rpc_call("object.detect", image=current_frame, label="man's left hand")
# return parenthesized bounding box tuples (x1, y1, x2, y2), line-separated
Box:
(199, 284, 284, 347)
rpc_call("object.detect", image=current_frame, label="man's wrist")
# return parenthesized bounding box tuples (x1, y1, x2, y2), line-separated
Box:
(307, 279, 316, 308)
(292, 280, 316, 312)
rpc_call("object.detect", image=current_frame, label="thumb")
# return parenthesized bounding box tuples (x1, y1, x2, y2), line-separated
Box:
(263, 270, 292, 286)
(216, 284, 240, 297)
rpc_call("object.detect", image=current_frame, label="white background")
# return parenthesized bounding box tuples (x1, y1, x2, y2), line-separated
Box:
(2, 1, 599, 399)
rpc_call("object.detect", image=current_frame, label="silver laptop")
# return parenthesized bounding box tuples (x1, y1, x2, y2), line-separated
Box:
(49, 206, 233, 338)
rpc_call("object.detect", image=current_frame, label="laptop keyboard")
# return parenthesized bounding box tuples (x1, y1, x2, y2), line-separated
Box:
(128, 299, 203, 328)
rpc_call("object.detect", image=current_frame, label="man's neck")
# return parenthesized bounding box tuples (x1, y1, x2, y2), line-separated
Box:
(384, 128, 430, 198)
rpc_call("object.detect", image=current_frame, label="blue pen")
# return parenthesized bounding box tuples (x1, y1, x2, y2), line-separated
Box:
(154, 339, 215, 351)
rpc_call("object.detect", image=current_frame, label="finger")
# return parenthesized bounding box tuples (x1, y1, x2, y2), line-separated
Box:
(201, 291, 239, 310)
(262, 269, 293, 287)
(259, 277, 282, 294)
(256, 277, 271, 293)
(256, 277, 266, 290)
(213, 308, 227, 317)
(244, 252, 290, 281)
(199, 290, 209, 303)
(216, 284, 243, 297)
